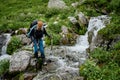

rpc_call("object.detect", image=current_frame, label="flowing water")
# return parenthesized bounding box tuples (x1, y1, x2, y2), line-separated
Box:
(34, 15, 110, 80)
(0, 33, 11, 61)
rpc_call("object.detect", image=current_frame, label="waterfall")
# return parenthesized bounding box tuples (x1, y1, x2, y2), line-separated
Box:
(0, 33, 11, 61)
(67, 15, 110, 63)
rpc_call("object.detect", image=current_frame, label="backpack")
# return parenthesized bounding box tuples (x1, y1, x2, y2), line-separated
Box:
(27, 20, 38, 38)
(26, 20, 47, 38)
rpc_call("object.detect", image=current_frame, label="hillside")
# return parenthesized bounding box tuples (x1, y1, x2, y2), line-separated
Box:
(0, 0, 120, 80)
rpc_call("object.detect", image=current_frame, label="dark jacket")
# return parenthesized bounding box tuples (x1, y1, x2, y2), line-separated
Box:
(30, 25, 49, 41)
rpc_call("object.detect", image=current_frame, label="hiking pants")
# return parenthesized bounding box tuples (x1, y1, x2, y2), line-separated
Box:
(33, 39, 45, 58)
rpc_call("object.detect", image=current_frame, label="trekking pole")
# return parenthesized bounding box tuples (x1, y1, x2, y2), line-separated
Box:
(50, 35, 53, 50)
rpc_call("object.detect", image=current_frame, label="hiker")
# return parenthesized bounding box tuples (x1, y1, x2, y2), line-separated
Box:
(27, 20, 51, 65)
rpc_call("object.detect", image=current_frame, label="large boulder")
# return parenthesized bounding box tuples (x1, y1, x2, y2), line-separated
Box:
(16, 34, 31, 45)
(48, 0, 67, 9)
(9, 51, 32, 72)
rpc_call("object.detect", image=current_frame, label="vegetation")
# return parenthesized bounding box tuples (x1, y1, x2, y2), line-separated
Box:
(0, 0, 85, 45)
(79, 0, 120, 80)
(0, 60, 9, 76)
(80, 46, 120, 80)
(0, 0, 120, 79)
(7, 36, 22, 55)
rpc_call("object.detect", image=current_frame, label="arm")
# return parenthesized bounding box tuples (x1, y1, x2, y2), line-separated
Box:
(43, 28, 50, 37)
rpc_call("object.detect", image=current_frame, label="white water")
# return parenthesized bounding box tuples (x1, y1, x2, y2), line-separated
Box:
(0, 34, 11, 61)
(51, 15, 110, 72)
(64, 15, 110, 68)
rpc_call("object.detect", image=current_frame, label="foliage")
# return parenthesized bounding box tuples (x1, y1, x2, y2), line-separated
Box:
(83, 0, 120, 13)
(0, 0, 48, 32)
(80, 60, 102, 80)
(63, 0, 80, 6)
(48, 23, 62, 34)
(78, 26, 87, 35)
(45, 33, 61, 45)
(90, 48, 112, 63)
(113, 41, 120, 50)
(0, 60, 9, 76)
(98, 14, 120, 40)
(80, 44, 120, 80)
(52, 34, 61, 45)
(45, 8, 61, 18)
(80, 60, 120, 80)
(7, 36, 22, 55)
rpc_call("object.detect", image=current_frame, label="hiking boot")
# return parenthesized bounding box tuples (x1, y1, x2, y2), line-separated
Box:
(42, 58, 47, 66)
(34, 53, 38, 58)
(43, 61, 47, 66)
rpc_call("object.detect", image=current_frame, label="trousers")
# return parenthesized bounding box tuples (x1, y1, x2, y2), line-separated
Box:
(33, 39, 45, 58)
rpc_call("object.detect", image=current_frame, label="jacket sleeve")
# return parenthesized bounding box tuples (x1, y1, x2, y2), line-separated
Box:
(43, 28, 50, 37)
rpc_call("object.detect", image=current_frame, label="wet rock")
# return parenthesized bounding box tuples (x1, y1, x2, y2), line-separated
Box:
(9, 51, 32, 72)
(48, 0, 68, 9)
(0, 34, 6, 55)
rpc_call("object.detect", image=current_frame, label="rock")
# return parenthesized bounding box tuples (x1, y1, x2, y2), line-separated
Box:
(77, 12, 88, 26)
(34, 74, 61, 80)
(9, 51, 32, 72)
(48, 0, 68, 9)
(73, 76, 84, 80)
(24, 72, 37, 80)
(60, 26, 78, 45)
(71, 2, 79, 7)
(16, 34, 31, 45)
(15, 28, 27, 35)
(68, 17, 78, 24)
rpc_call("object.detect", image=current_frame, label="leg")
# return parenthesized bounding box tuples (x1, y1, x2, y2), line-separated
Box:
(39, 39, 47, 65)
(33, 39, 38, 58)
(38, 39, 45, 58)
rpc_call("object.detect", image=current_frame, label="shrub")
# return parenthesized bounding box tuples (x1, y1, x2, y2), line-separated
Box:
(45, 33, 61, 45)
(80, 60, 120, 80)
(7, 36, 22, 55)
(48, 23, 62, 34)
(90, 48, 112, 63)
(45, 8, 60, 18)
(113, 41, 120, 50)
(0, 60, 9, 76)
(80, 60, 102, 80)
(80, 46, 120, 80)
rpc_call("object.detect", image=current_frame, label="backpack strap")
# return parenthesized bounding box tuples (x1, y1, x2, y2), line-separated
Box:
(27, 25, 37, 38)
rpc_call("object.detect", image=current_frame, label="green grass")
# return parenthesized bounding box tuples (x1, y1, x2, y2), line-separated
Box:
(7, 36, 22, 55)
(0, 60, 9, 76)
